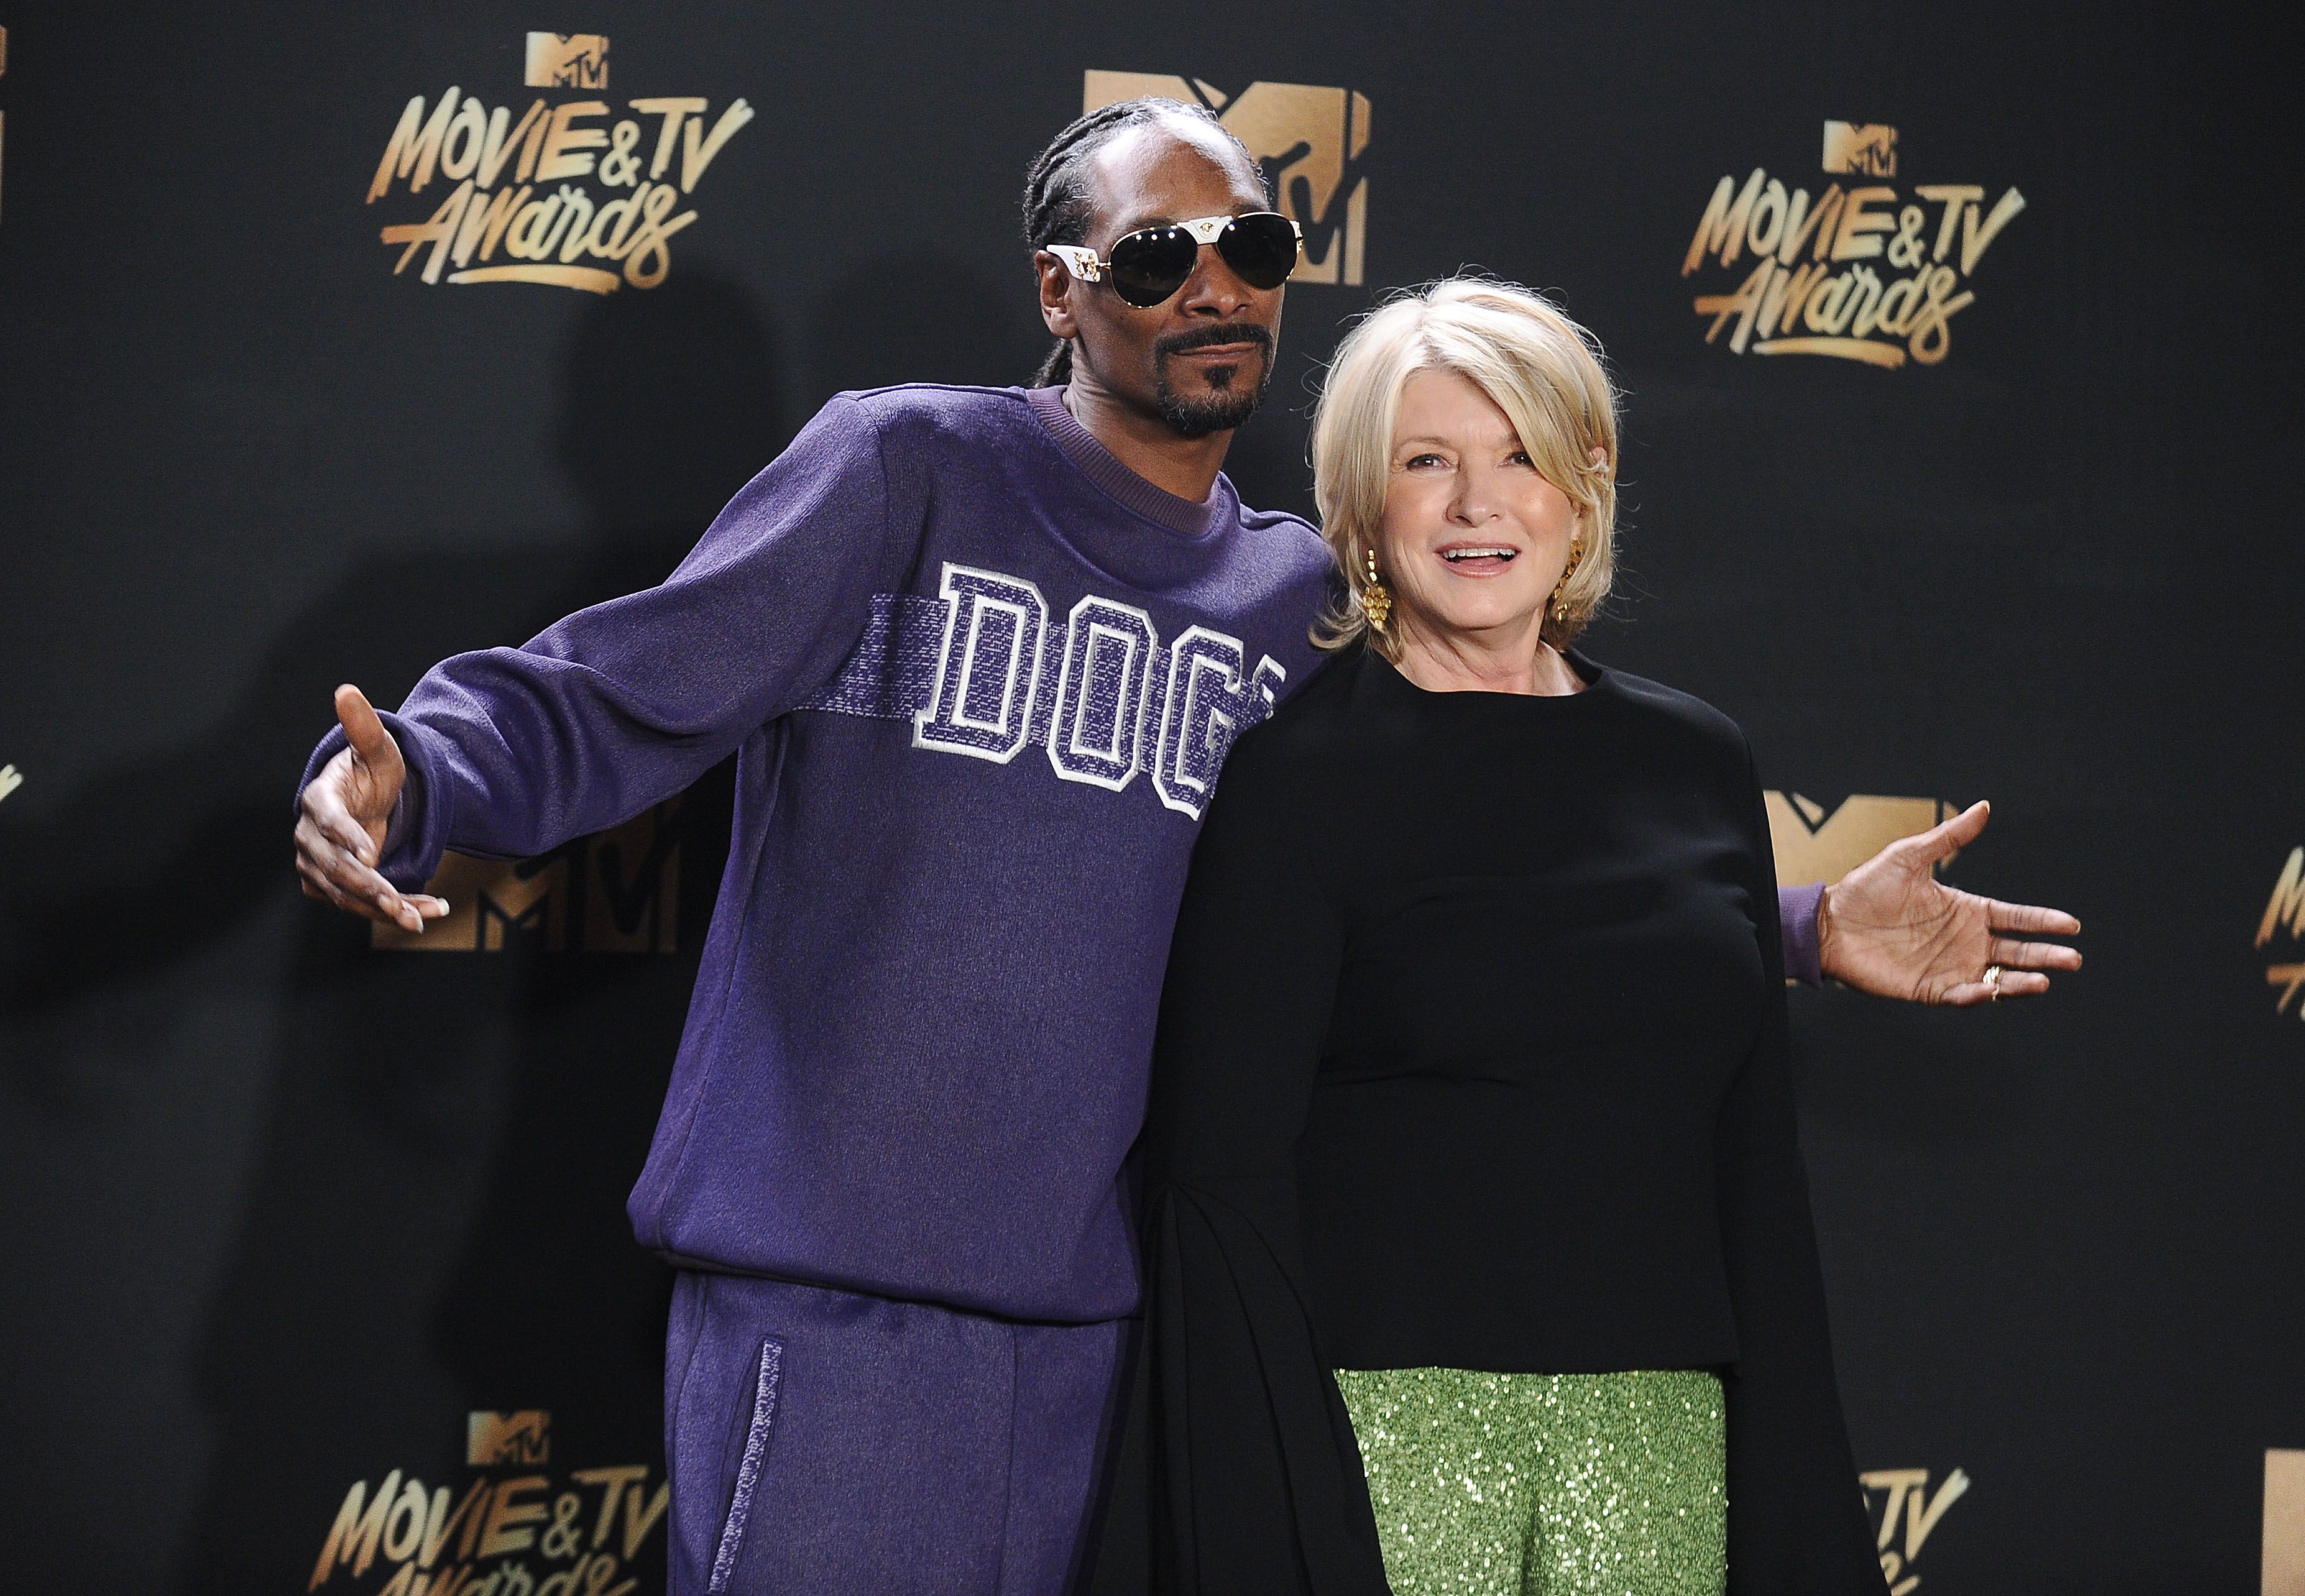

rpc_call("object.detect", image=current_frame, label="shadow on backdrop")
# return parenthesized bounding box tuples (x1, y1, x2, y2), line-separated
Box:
(145, 274, 786, 1595)
(808, 250, 1047, 401)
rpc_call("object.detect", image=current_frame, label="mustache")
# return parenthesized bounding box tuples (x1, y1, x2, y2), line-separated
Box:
(1154, 323, 1276, 361)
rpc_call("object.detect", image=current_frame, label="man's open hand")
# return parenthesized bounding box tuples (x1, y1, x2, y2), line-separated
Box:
(293, 685, 449, 934)
(1818, 800, 2080, 1005)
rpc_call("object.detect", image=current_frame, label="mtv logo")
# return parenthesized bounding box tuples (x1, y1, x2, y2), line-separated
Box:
(1862, 1467, 1968, 1594)
(372, 800, 682, 953)
(1765, 792, 1953, 887)
(1083, 71, 1369, 285)
(525, 32, 609, 90)
(468, 1410, 550, 1467)
(1822, 121, 1897, 177)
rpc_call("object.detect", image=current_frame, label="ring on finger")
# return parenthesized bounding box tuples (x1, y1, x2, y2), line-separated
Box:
(1984, 964, 2002, 1001)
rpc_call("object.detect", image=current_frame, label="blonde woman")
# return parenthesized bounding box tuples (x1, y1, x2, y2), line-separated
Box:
(1092, 279, 1887, 1595)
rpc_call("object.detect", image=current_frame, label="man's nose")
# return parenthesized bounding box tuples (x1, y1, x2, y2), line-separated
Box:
(1176, 245, 1254, 317)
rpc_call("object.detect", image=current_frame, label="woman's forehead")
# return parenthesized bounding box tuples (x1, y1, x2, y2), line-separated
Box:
(1395, 370, 1522, 442)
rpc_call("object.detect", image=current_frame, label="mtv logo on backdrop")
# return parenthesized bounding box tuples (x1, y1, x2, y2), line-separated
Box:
(1862, 1467, 1967, 1594)
(372, 802, 682, 953)
(1083, 71, 1369, 285)
(467, 1410, 550, 1466)
(525, 32, 608, 90)
(1765, 792, 1954, 887)
(1822, 120, 1897, 177)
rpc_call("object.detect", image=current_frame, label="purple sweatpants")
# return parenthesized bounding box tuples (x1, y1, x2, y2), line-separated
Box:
(664, 1272, 1129, 1595)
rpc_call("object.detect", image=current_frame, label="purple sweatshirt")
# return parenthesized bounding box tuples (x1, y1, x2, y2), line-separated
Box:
(300, 383, 1828, 1325)
(303, 385, 1332, 1323)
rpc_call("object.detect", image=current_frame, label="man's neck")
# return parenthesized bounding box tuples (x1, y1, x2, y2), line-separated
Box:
(1062, 378, 1233, 503)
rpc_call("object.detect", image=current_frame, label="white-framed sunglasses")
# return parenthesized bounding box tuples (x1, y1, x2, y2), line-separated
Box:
(1047, 211, 1304, 307)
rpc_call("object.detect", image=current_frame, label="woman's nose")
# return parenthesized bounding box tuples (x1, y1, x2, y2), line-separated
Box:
(1450, 466, 1504, 523)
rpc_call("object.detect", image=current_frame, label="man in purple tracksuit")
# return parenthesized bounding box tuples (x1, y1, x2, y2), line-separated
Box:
(293, 101, 2078, 1594)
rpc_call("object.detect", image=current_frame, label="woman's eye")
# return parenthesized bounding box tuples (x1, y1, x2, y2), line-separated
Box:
(1405, 452, 1445, 469)
(1507, 451, 1534, 467)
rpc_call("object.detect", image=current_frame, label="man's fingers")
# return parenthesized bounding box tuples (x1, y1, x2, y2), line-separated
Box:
(298, 794, 377, 871)
(300, 832, 425, 931)
(335, 684, 403, 779)
(301, 753, 387, 865)
(315, 805, 380, 869)
(299, 856, 387, 923)
(1986, 897, 2081, 937)
(1988, 935, 2084, 972)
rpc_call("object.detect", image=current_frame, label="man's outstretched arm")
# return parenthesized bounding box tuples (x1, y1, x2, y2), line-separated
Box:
(292, 395, 897, 925)
(1810, 800, 2082, 1004)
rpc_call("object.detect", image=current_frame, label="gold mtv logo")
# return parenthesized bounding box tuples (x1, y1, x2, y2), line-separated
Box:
(1765, 792, 1955, 886)
(525, 32, 609, 90)
(1822, 120, 1897, 177)
(467, 1410, 550, 1466)
(372, 802, 681, 953)
(1083, 71, 1369, 286)
(1862, 1467, 1967, 1595)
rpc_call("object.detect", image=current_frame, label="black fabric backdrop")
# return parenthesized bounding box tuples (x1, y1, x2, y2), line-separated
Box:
(1, 3, 2297, 1591)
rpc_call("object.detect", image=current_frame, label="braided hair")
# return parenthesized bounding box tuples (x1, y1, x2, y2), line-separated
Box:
(1020, 98, 1265, 387)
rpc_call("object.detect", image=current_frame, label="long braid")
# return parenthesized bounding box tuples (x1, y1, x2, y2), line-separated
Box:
(1020, 98, 1262, 387)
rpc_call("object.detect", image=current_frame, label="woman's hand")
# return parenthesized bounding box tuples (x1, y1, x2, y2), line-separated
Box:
(1817, 801, 2081, 1004)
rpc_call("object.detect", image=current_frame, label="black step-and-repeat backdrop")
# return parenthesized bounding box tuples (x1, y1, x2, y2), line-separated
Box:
(2, 5, 2297, 1592)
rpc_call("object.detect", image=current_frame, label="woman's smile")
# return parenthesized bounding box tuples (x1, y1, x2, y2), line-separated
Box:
(1435, 541, 1521, 576)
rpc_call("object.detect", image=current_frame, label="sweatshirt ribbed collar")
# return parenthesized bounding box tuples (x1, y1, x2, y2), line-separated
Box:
(1026, 385, 1230, 540)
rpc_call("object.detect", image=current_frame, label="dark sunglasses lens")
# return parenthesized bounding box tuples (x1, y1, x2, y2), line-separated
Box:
(1107, 227, 1199, 307)
(1217, 214, 1299, 290)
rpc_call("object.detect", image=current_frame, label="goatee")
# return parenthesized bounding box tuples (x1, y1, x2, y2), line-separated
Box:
(1152, 323, 1276, 439)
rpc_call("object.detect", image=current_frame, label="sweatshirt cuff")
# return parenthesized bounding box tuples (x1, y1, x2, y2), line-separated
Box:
(1779, 883, 1825, 987)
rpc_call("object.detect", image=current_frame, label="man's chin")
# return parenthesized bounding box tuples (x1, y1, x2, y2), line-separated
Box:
(1153, 365, 1269, 439)
(1154, 389, 1263, 439)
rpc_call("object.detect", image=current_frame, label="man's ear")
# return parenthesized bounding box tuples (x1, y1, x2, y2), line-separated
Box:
(1035, 252, 1079, 339)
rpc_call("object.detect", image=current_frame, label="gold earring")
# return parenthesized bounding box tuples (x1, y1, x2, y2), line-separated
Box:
(1361, 546, 1392, 634)
(1551, 538, 1583, 625)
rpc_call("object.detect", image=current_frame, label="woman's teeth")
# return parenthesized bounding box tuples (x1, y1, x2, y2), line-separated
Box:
(1442, 548, 1516, 562)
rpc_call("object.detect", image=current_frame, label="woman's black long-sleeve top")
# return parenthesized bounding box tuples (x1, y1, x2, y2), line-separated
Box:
(1090, 644, 1883, 1595)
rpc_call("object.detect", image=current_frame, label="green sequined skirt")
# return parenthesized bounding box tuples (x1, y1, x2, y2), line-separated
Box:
(1332, 1367, 1727, 1596)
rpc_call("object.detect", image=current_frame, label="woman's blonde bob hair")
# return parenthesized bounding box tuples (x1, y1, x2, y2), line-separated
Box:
(1310, 277, 1619, 658)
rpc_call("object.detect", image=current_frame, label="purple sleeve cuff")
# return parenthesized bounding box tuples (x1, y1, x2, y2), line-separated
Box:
(1778, 883, 1824, 987)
